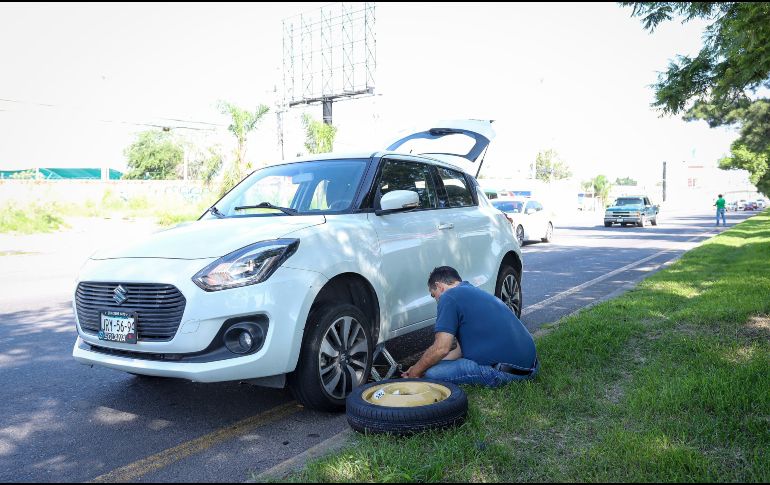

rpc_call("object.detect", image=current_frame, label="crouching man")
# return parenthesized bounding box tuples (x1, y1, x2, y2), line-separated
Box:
(401, 266, 539, 386)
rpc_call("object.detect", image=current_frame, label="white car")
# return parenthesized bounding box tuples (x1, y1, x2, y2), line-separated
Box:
(72, 120, 523, 411)
(491, 197, 554, 246)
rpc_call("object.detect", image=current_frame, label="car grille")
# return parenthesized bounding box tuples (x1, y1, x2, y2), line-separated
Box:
(609, 211, 635, 217)
(75, 282, 186, 342)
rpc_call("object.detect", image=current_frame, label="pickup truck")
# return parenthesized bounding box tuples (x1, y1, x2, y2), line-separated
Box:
(604, 196, 659, 227)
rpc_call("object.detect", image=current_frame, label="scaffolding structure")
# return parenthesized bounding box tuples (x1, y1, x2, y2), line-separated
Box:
(281, 2, 376, 124)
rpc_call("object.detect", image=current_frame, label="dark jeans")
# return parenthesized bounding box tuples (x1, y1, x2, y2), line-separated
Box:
(424, 357, 539, 387)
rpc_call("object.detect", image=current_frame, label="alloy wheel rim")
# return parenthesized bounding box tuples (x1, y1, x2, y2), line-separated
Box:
(318, 316, 369, 400)
(501, 274, 522, 316)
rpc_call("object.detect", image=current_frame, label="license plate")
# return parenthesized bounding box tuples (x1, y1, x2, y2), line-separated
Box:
(99, 311, 138, 344)
(617, 218, 623, 222)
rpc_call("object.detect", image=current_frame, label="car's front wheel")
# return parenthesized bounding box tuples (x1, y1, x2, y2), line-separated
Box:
(288, 303, 373, 412)
(495, 264, 522, 318)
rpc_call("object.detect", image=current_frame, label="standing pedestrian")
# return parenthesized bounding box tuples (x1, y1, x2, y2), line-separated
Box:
(714, 194, 727, 226)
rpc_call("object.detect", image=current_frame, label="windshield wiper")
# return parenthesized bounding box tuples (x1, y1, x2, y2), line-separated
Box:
(234, 202, 297, 215)
(207, 205, 225, 218)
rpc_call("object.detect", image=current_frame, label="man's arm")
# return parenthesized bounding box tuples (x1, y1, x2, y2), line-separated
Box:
(401, 332, 455, 378)
(445, 340, 462, 361)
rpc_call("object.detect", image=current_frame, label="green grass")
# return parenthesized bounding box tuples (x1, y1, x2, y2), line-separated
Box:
(0, 202, 68, 234)
(1, 188, 217, 233)
(281, 213, 770, 483)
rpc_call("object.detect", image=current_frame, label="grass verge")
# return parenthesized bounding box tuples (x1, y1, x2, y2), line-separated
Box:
(280, 213, 770, 482)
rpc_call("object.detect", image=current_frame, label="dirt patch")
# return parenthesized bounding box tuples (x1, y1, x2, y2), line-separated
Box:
(739, 315, 770, 341)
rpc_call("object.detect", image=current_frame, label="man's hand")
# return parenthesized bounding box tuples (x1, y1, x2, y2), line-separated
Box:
(401, 366, 423, 378)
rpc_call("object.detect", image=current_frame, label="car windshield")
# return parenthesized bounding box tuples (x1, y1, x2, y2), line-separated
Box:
(614, 197, 644, 206)
(492, 200, 524, 213)
(212, 159, 368, 217)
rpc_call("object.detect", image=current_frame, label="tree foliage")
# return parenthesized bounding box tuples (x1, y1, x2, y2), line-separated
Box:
(217, 100, 270, 195)
(592, 174, 612, 206)
(302, 113, 337, 154)
(622, 2, 770, 115)
(615, 176, 638, 186)
(123, 130, 183, 180)
(685, 98, 770, 195)
(534, 149, 572, 182)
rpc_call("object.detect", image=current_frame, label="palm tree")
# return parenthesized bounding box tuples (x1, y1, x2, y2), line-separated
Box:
(217, 101, 269, 193)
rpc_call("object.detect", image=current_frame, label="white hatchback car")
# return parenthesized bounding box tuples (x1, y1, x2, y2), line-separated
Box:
(72, 120, 523, 411)
(491, 197, 554, 246)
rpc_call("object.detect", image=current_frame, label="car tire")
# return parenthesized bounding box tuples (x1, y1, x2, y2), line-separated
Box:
(541, 222, 553, 242)
(651, 217, 658, 226)
(638, 217, 647, 228)
(515, 225, 525, 247)
(288, 303, 374, 412)
(495, 264, 522, 318)
(604, 222, 612, 228)
(346, 378, 468, 435)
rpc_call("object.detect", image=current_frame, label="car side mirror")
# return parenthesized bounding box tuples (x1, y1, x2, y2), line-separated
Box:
(377, 190, 420, 215)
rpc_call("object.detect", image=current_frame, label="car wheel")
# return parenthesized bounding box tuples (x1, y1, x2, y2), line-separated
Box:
(541, 222, 553, 242)
(651, 217, 658, 226)
(288, 303, 373, 412)
(639, 217, 647, 228)
(604, 222, 612, 228)
(515, 225, 525, 246)
(495, 264, 522, 318)
(346, 378, 468, 435)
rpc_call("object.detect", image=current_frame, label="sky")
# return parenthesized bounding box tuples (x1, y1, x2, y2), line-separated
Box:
(0, 2, 740, 185)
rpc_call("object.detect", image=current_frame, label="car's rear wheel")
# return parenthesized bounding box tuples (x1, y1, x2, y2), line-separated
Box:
(515, 225, 525, 246)
(495, 264, 522, 318)
(288, 303, 373, 412)
(541, 222, 553, 242)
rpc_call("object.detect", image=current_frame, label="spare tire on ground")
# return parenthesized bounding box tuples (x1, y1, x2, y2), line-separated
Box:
(346, 378, 468, 435)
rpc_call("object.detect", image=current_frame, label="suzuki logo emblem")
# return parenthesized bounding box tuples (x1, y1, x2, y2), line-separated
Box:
(113, 285, 128, 305)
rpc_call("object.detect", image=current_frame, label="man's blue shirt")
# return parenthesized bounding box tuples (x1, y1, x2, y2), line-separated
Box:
(434, 281, 537, 368)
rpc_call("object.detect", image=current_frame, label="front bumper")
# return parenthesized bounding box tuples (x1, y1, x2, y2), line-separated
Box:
(72, 258, 328, 381)
(604, 215, 641, 224)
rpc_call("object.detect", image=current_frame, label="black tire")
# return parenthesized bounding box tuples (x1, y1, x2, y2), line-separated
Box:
(495, 264, 522, 318)
(541, 222, 553, 242)
(288, 303, 374, 412)
(515, 225, 525, 247)
(346, 378, 468, 435)
(651, 217, 658, 226)
(621, 223, 627, 227)
(604, 222, 612, 228)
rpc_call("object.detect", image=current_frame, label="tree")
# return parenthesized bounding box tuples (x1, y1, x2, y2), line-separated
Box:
(615, 176, 638, 186)
(534, 149, 572, 182)
(187, 145, 224, 187)
(622, 2, 770, 115)
(217, 101, 270, 195)
(302, 113, 337, 154)
(123, 130, 183, 180)
(684, 98, 770, 195)
(591, 174, 612, 207)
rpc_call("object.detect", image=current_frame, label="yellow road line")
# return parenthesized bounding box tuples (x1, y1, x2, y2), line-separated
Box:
(89, 401, 301, 483)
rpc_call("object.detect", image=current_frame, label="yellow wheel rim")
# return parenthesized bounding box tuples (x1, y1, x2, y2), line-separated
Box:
(362, 382, 451, 407)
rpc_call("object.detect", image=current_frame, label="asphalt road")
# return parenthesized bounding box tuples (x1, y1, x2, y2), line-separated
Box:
(0, 209, 756, 482)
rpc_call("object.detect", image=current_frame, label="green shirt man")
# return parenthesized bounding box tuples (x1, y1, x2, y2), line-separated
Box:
(714, 194, 726, 226)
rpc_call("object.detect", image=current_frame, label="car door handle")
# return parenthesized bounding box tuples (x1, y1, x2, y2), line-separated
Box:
(438, 223, 454, 230)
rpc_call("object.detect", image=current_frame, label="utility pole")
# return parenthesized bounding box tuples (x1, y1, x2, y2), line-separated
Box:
(662, 161, 667, 203)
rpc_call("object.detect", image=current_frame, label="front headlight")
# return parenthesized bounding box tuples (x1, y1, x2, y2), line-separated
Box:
(192, 239, 299, 291)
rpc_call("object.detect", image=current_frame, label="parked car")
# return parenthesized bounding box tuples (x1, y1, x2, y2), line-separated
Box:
(604, 196, 659, 227)
(726, 201, 738, 212)
(737, 200, 747, 210)
(745, 201, 758, 211)
(491, 197, 554, 246)
(71, 120, 524, 411)
(757, 199, 767, 209)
